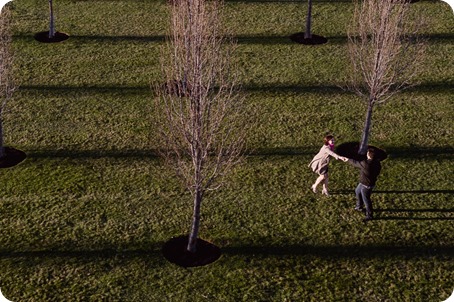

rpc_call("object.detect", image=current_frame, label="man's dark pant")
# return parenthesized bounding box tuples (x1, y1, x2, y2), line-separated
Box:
(355, 183, 373, 218)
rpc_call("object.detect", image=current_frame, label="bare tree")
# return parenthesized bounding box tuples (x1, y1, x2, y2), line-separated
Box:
(0, 6, 16, 159)
(291, 0, 327, 44)
(34, 0, 68, 43)
(346, 0, 426, 155)
(154, 0, 247, 254)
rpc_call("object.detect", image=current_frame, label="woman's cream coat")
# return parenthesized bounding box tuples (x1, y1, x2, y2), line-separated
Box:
(308, 145, 341, 175)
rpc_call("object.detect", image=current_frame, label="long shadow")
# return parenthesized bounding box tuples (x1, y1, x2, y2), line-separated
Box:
(243, 84, 345, 94)
(0, 243, 452, 260)
(19, 85, 151, 97)
(237, 82, 453, 95)
(374, 190, 453, 194)
(375, 217, 454, 221)
(27, 149, 160, 160)
(405, 82, 454, 93)
(15, 33, 454, 45)
(222, 243, 454, 258)
(19, 81, 454, 98)
(14, 34, 166, 44)
(334, 189, 453, 195)
(376, 208, 454, 213)
(248, 146, 453, 159)
(69, 35, 166, 43)
(0, 248, 161, 260)
(374, 207, 454, 221)
(19, 84, 346, 97)
(24, 146, 452, 161)
(225, 0, 352, 3)
(236, 35, 348, 45)
(383, 146, 454, 159)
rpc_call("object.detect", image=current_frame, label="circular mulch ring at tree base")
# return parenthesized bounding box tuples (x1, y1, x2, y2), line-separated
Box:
(0, 147, 27, 168)
(162, 235, 221, 267)
(34, 31, 69, 43)
(290, 33, 328, 45)
(336, 142, 388, 162)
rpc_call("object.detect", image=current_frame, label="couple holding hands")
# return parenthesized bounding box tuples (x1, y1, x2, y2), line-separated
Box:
(309, 135, 382, 222)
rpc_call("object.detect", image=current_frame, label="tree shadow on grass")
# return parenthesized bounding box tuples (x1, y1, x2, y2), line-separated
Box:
(24, 146, 452, 161)
(222, 243, 454, 259)
(19, 81, 453, 98)
(334, 189, 453, 195)
(1, 243, 452, 261)
(375, 208, 454, 213)
(27, 149, 160, 160)
(20, 84, 150, 97)
(373, 207, 454, 221)
(375, 217, 454, 221)
(333, 190, 453, 221)
(14, 32, 454, 46)
(0, 248, 160, 259)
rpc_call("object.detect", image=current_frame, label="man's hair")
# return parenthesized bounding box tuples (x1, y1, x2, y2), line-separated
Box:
(367, 147, 375, 159)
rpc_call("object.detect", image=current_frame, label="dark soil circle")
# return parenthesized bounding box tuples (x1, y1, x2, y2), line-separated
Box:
(34, 31, 69, 43)
(290, 33, 328, 45)
(0, 147, 27, 168)
(162, 235, 221, 267)
(336, 142, 388, 161)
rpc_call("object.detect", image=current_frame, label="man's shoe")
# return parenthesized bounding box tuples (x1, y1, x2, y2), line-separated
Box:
(363, 216, 373, 222)
(354, 207, 365, 212)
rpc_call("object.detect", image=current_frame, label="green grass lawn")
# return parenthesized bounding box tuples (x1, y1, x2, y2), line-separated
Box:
(0, 0, 453, 301)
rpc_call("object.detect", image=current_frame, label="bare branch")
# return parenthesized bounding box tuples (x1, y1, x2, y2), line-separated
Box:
(345, 0, 427, 154)
(346, 0, 427, 103)
(153, 0, 249, 195)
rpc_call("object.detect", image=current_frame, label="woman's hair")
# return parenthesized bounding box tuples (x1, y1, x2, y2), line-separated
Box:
(324, 135, 334, 145)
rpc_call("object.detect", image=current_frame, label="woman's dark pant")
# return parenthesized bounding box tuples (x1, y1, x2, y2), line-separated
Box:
(355, 183, 373, 218)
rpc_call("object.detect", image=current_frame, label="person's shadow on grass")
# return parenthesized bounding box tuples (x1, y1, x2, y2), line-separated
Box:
(333, 189, 454, 221)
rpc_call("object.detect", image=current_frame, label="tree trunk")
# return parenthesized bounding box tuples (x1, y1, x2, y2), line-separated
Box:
(49, 0, 55, 39)
(187, 187, 203, 253)
(304, 0, 312, 39)
(358, 100, 374, 155)
(0, 117, 5, 158)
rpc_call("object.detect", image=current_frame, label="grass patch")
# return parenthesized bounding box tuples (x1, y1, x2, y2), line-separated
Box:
(0, 0, 452, 301)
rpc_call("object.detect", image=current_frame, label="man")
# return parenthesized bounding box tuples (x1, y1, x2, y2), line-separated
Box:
(347, 147, 382, 222)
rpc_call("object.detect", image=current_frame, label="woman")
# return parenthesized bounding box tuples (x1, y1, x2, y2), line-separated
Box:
(308, 135, 347, 196)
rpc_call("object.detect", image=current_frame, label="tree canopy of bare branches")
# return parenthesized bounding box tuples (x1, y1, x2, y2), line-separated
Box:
(346, 0, 426, 154)
(154, 0, 247, 253)
(0, 6, 16, 158)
